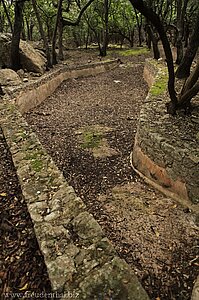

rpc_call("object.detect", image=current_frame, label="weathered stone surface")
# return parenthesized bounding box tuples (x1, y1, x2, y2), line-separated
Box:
(0, 69, 22, 86)
(47, 255, 77, 291)
(191, 275, 199, 300)
(12, 59, 119, 113)
(131, 59, 199, 209)
(0, 33, 46, 73)
(19, 40, 47, 74)
(0, 33, 11, 68)
(76, 257, 149, 300)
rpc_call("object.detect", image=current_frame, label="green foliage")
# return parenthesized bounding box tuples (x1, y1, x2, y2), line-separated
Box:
(81, 131, 102, 149)
(25, 151, 44, 172)
(113, 47, 149, 56)
(150, 75, 168, 96)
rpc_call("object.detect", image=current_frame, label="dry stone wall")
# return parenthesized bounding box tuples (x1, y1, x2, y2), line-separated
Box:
(131, 59, 199, 211)
(4, 59, 119, 114)
(0, 60, 149, 300)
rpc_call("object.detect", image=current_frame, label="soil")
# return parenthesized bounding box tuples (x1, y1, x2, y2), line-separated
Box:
(0, 49, 198, 300)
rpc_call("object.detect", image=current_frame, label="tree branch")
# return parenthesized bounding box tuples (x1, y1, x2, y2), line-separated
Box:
(62, 0, 95, 27)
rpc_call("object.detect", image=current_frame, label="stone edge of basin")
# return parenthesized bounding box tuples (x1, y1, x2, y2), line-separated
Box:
(5, 59, 120, 114)
(130, 58, 199, 212)
(0, 60, 150, 300)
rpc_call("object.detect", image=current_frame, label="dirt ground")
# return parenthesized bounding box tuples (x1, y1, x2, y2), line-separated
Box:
(0, 49, 198, 300)
(25, 50, 199, 299)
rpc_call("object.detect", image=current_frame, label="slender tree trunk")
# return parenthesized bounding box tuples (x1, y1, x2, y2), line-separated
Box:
(0, 1, 4, 32)
(58, 16, 64, 60)
(25, 17, 31, 40)
(10, 0, 25, 70)
(145, 25, 160, 59)
(176, 11, 199, 79)
(1, 0, 13, 33)
(52, 0, 63, 65)
(175, 0, 183, 64)
(32, 0, 52, 69)
(21, 18, 26, 40)
(101, 0, 109, 57)
(85, 27, 90, 49)
(135, 8, 143, 46)
(175, 0, 188, 64)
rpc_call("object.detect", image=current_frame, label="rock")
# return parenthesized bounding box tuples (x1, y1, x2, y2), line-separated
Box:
(19, 40, 47, 74)
(0, 69, 22, 86)
(0, 33, 12, 68)
(17, 69, 25, 78)
(0, 33, 47, 73)
(191, 275, 199, 300)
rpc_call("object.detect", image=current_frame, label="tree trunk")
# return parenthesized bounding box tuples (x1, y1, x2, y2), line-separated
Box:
(129, 29, 134, 47)
(52, 0, 63, 65)
(175, 11, 199, 79)
(32, 0, 52, 69)
(101, 0, 109, 57)
(129, 0, 178, 113)
(85, 27, 90, 49)
(1, 0, 13, 33)
(21, 18, 26, 40)
(145, 25, 160, 59)
(25, 17, 31, 40)
(175, 0, 183, 64)
(58, 16, 64, 60)
(10, 0, 25, 70)
(135, 8, 143, 46)
(0, 6, 4, 32)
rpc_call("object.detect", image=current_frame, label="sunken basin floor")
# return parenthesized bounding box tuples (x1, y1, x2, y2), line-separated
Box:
(24, 53, 199, 300)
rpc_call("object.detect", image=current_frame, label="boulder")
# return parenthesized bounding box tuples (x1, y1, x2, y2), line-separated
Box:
(19, 40, 47, 74)
(0, 33, 47, 74)
(0, 69, 22, 86)
(192, 275, 199, 300)
(0, 33, 12, 68)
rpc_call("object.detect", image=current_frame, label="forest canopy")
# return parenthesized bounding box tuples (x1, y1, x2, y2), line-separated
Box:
(0, 0, 199, 114)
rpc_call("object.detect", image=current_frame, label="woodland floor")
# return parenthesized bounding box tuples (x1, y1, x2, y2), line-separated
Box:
(0, 49, 199, 300)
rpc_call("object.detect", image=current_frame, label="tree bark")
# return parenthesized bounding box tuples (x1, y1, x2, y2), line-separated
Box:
(129, 0, 178, 113)
(52, 0, 63, 65)
(58, 16, 64, 60)
(134, 8, 143, 47)
(145, 25, 160, 59)
(101, 0, 109, 57)
(10, 0, 25, 70)
(175, 11, 199, 79)
(1, 0, 13, 33)
(32, 0, 52, 69)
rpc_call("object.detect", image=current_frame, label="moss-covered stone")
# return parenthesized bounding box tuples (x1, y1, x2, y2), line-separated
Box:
(25, 151, 44, 172)
(150, 75, 168, 96)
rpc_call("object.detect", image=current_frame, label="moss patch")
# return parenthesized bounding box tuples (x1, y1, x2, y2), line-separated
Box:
(25, 151, 44, 172)
(76, 125, 114, 150)
(150, 65, 168, 96)
(150, 76, 168, 96)
(30, 159, 43, 172)
(109, 47, 149, 57)
(81, 131, 102, 149)
(76, 125, 118, 158)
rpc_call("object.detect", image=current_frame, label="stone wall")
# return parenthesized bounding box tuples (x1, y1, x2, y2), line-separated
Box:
(0, 60, 149, 299)
(131, 59, 199, 211)
(5, 60, 119, 114)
